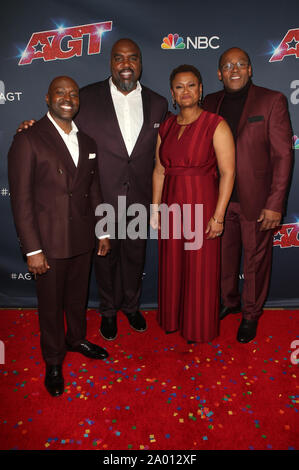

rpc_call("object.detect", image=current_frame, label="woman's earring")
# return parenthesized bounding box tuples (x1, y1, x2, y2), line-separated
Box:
(172, 99, 177, 110)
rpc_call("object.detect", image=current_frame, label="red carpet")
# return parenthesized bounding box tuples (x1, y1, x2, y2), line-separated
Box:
(0, 308, 298, 450)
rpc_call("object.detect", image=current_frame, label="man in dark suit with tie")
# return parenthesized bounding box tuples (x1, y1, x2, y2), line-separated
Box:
(75, 38, 168, 341)
(8, 76, 110, 397)
(203, 47, 293, 343)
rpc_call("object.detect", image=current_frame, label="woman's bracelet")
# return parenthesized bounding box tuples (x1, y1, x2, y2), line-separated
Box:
(212, 216, 224, 224)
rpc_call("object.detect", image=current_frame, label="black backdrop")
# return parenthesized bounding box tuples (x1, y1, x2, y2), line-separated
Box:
(1, 0, 298, 309)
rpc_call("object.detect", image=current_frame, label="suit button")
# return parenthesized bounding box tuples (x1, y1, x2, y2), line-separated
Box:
(58, 168, 63, 174)
(84, 194, 88, 198)
(91, 170, 95, 174)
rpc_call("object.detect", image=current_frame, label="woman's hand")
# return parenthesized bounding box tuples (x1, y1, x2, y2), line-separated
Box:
(150, 207, 160, 230)
(205, 216, 224, 239)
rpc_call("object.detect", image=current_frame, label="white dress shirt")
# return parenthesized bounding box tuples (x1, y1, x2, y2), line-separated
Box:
(27, 113, 79, 257)
(109, 77, 143, 156)
(47, 111, 79, 166)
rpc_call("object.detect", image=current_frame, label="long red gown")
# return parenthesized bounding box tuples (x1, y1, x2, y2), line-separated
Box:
(157, 111, 223, 342)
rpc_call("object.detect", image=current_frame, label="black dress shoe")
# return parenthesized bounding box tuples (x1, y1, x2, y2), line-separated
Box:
(67, 340, 109, 359)
(100, 316, 117, 341)
(126, 311, 147, 332)
(220, 303, 241, 320)
(44, 364, 64, 397)
(237, 319, 258, 343)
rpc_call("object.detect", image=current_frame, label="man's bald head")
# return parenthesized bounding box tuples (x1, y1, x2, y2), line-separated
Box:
(111, 38, 142, 62)
(218, 47, 251, 70)
(110, 38, 142, 94)
(46, 76, 79, 126)
(47, 76, 79, 95)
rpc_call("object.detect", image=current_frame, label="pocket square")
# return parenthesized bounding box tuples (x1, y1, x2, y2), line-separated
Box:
(89, 153, 96, 159)
(154, 123, 160, 128)
(248, 115, 264, 122)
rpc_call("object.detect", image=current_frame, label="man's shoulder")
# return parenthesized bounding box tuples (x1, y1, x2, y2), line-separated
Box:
(79, 79, 109, 97)
(204, 89, 224, 102)
(203, 89, 224, 111)
(250, 84, 285, 100)
(12, 116, 48, 142)
(141, 84, 168, 105)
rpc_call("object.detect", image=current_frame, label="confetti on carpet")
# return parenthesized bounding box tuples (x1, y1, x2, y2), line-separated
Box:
(0, 308, 298, 450)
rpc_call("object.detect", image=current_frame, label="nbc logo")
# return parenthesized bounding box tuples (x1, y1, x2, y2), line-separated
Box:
(293, 135, 299, 149)
(161, 33, 185, 49)
(161, 33, 220, 50)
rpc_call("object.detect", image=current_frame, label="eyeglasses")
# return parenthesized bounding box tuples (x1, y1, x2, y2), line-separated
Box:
(221, 61, 249, 72)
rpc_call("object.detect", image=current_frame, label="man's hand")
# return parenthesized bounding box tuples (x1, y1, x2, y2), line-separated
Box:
(27, 252, 50, 276)
(257, 209, 281, 231)
(97, 237, 111, 256)
(17, 120, 36, 133)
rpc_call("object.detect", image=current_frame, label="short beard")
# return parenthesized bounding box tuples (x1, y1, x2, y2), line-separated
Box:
(117, 79, 137, 93)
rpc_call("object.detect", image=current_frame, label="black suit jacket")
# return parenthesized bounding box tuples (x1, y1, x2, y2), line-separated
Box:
(75, 78, 168, 216)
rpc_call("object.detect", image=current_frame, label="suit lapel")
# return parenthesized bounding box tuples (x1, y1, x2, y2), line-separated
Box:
(215, 91, 225, 114)
(130, 86, 150, 159)
(72, 131, 84, 186)
(102, 80, 129, 158)
(39, 116, 77, 178)
(237, 83, 255, 136)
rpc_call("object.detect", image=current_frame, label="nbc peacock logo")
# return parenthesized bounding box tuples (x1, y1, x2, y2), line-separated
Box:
(293, 135, 299, 149)
(161, 33, 185, 50)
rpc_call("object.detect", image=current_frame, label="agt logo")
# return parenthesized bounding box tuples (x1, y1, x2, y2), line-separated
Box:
(290, 80, 299, 104)
(10, 272, 34, 280)
(273, 223, 299, 248)
(269, 28, 299, 62)
(293, 135, 299, 149)
(161, 33, 220, 50)
(18, 21, 113, 66)
(0, 81, 22, 104)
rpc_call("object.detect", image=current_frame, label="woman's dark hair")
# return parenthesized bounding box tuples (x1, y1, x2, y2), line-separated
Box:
(170, 64, 202, 88)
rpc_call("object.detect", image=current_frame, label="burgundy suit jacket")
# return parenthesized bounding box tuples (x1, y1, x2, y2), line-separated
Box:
(8, 115, 102, 258)
(203, 83, 293, 220)
(75, 78, 168, 217)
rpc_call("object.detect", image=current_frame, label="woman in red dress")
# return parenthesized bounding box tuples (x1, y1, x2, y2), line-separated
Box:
(151, 65, 235, 343)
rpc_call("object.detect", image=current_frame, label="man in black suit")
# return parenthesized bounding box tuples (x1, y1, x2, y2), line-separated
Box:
(75, 38, 168, 340)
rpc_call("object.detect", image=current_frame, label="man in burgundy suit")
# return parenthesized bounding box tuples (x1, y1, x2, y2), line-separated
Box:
(8, 76, 110, 397)
(203, 47, 292, 343)
(17, 39, 168, 341)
